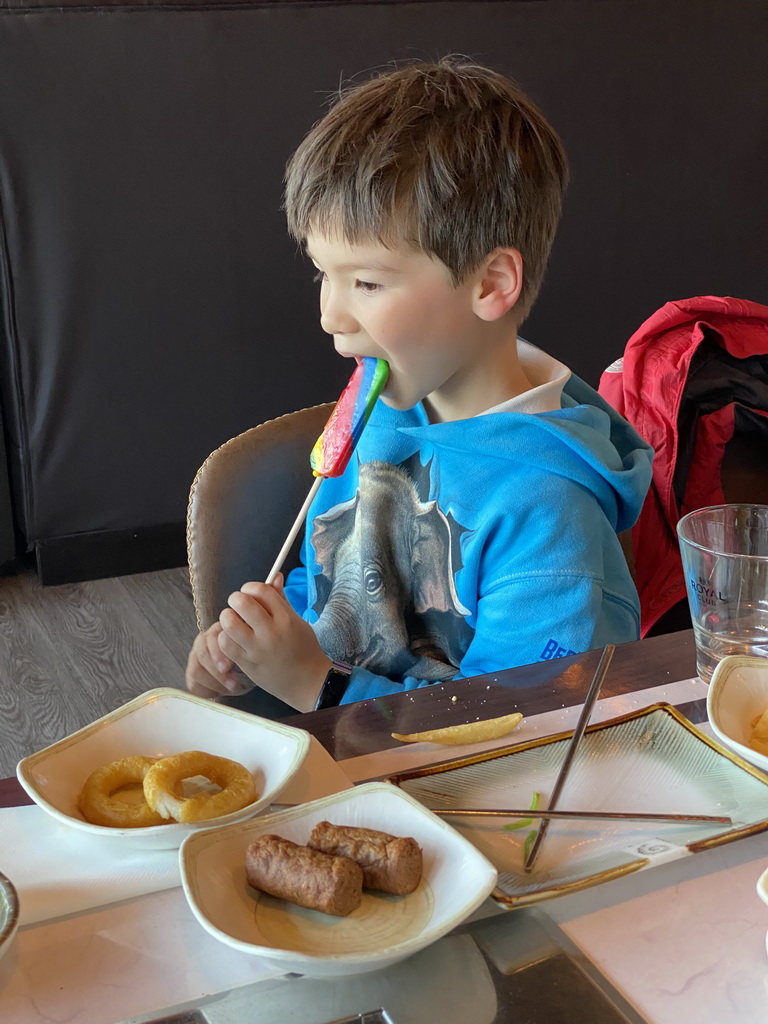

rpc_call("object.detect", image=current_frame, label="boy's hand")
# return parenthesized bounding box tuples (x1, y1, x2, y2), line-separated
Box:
(217, 574, 332, 713)
(185, 622, 254, 700)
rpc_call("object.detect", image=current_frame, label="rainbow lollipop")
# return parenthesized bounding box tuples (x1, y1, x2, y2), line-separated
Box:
(310, 357, 389, 477)
(266, 357, 389, 582)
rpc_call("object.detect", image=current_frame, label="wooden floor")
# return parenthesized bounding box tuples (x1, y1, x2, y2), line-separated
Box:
(0, 566, 199, 778)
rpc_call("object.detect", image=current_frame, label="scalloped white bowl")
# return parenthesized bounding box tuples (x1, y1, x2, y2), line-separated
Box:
(707, 656, 768, 772)
(0, 871, 19, 964)
(16, 688, 310, 849)
(180, 781, 498, 977)
(755, 863, 768, 957)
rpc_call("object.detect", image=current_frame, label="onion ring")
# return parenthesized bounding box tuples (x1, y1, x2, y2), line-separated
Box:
(78, 755, 167, 828)
(143, 750, 257, 823)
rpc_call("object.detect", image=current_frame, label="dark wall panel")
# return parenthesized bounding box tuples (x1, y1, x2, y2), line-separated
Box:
(0, 0, 765, 577)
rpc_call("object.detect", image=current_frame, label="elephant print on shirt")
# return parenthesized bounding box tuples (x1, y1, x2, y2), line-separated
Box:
(309, 460, 475, 680)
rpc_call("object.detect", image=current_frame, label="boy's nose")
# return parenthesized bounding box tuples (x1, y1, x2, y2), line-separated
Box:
(320, 289, 358, 336)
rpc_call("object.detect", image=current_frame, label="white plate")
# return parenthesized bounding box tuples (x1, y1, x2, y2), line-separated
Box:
(707, 656, 768, 771)
(16, 688, 310, 849)
(180, 782, 498, 977)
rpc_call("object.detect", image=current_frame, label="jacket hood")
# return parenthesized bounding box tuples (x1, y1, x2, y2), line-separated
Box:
(598, 294, 768, 635)
(362, 373, 653, 535)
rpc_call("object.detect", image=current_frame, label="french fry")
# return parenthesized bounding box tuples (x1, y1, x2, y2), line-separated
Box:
(749, 706, 768, 754)
(391, 711, 523, 745)
(750, 707, 768, 741)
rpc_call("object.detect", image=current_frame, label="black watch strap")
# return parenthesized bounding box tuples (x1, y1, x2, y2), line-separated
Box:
(313, 662, 352, 711)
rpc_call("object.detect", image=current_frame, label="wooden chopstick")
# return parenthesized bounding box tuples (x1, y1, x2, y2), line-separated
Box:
(524, 644, 616, 871)
(431, 807, 732, 825)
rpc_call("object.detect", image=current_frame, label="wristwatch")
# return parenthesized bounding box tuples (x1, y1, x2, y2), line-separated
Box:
(313, 661, 353, 711)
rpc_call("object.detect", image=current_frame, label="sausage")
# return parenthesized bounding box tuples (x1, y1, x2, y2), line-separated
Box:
(245, 834, 363, 917)
(307, 821, 423, 895)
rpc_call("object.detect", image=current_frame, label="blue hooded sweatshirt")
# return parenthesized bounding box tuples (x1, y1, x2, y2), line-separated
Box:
(284, 371, 653, 705)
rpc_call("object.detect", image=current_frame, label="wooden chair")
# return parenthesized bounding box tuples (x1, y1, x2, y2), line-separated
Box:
(186, 403, 333, 718)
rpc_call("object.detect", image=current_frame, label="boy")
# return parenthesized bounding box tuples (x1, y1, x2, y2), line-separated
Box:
(186, 58, 652, 712)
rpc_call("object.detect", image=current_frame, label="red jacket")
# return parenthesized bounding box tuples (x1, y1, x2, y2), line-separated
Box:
(599, 296, 768, 636)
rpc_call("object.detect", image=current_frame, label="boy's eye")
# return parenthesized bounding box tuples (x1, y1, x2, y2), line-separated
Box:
(356, 280, 382, 294)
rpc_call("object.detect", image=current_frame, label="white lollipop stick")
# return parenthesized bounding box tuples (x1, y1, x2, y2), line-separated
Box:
(265, 476, 322, 585)
(263, 358, 389, 588)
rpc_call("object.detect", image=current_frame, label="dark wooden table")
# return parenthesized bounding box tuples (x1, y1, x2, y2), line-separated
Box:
(0, 629, 696, 809)
(298, 628, 697, 761)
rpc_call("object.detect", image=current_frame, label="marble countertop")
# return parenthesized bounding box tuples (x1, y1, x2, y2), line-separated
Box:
(2, 678, 768, 1024)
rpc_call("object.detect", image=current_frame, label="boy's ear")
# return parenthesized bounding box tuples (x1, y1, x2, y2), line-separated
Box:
(472, 249, 523, 322)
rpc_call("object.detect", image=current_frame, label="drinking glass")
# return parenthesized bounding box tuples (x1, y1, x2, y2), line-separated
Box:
(677, 504, 768, 682)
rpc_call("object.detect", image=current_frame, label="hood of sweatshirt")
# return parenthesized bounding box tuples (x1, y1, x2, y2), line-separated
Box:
(356, 372, 653, 535)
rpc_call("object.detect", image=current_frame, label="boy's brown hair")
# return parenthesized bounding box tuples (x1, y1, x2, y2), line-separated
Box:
(284, 57, 569, 317)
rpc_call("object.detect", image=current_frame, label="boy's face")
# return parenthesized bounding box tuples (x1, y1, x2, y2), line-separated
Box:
(305, 232, 508, 421)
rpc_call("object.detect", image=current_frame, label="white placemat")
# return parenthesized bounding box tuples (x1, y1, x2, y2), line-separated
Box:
(1, 736, 353, 926)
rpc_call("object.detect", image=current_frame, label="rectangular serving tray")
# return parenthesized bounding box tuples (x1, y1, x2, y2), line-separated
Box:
(386, 703, 768, 908)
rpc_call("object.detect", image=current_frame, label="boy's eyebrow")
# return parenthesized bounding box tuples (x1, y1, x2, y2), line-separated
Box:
(304, 248, 401, 274)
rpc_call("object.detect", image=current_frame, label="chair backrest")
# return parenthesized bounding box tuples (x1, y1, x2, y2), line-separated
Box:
(186, 402, 333, 718)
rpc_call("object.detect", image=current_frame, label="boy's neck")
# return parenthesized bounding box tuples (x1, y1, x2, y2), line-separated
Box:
(424, 327, 533, 423)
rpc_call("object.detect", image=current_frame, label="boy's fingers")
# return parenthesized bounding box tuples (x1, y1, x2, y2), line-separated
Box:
(240, 580, 266, 597)
(217, 616, 253, 673)
(195, 631, 227, 680)
(186, 627, 241, 695)
(219, 607, 253, 646)
(227, 588, 279, 628)
(237, 581, 288, 609)
(193, 642, 249, 697)
(185, 650, 227, 699)
(187, 673, 222, 700)
(187, 625, 252, 699)
(237, 583, 292, 623)
(270, 573, 291, 605)
(263, 572, 285, 594)
(205, 626, 233, 675)
(192, 631, 219, 673)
